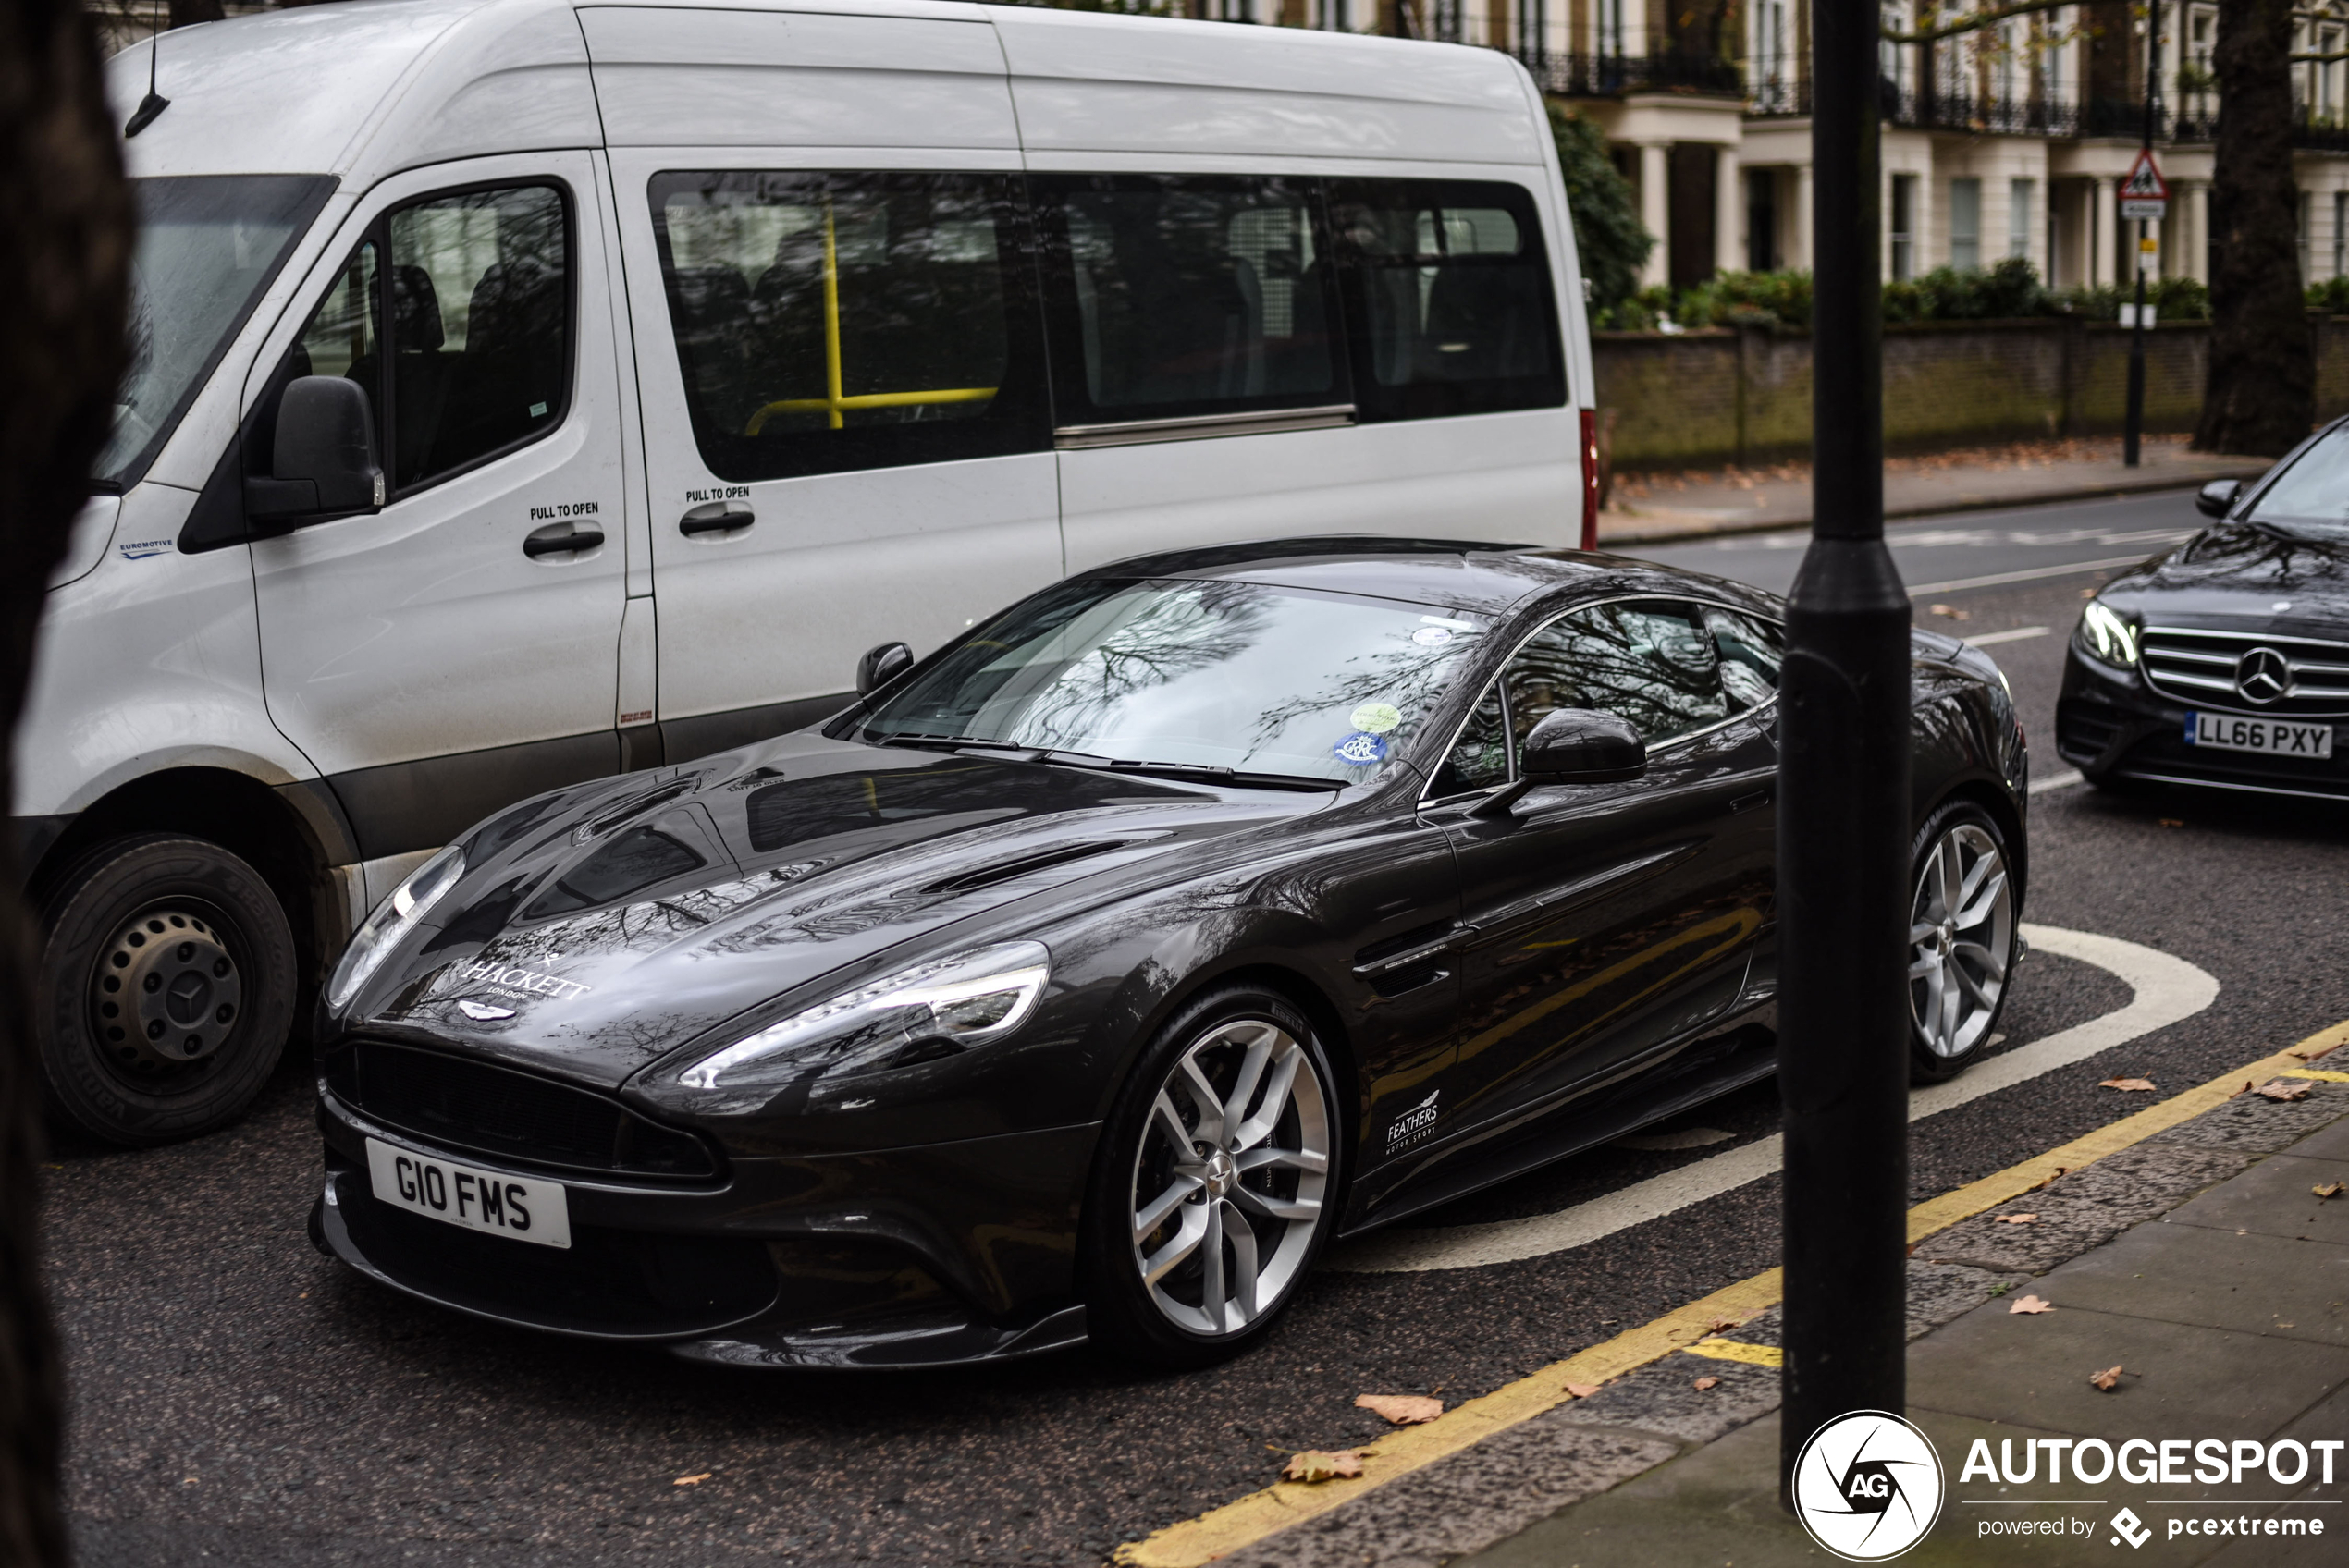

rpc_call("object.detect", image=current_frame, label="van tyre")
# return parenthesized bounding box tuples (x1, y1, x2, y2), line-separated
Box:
(1081, 986, 1340, 1369)
(37, 834, 296, 1145)
(1905, 801, 2018, 1084)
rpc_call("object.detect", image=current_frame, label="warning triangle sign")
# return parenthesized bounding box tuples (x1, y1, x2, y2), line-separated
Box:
(2121, 149, 2170, 202)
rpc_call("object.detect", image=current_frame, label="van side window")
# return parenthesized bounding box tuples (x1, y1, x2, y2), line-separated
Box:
(280, 183, 571, 501)
(647, 171, 1049, 483)
(1327, 178, 1565, 423)
(1032, 175, 1342, 426)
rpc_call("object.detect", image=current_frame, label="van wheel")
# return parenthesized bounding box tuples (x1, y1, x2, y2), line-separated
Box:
(36, 834, 296, 1145)
(1079, 986, 1341, 1369)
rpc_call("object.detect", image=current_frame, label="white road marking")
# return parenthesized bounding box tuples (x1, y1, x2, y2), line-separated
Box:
(2030, 769, 2087, 795)
(1907, 555, 2153, 595)
(1322, 924, 2218, 1274)
(1963, 625, 2051, 647)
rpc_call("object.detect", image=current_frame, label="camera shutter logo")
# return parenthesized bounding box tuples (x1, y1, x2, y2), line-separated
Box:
(1790, 1410, 1945, 1561)
(2235, 646, 2291, 705)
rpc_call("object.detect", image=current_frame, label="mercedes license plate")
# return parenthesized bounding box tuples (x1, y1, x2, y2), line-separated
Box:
(365, 1136, 571, 1248)
(2185, 711, 2334, 760)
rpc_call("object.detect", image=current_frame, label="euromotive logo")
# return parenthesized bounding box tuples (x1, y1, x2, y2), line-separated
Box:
(1791, 1411, 1946, 1561)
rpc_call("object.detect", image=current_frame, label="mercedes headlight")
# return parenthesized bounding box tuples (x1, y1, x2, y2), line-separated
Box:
(680, 941, 1050, 1091)
(2078, 599, 2141, 668)
(326, 846, 464, 1011)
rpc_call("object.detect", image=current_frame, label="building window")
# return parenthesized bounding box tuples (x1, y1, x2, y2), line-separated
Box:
(1950, 178, 1982, 272)
(2336, 191, 2346, 278)
(1746, 168, 1777, 273)
(2009, 179, 2035, 261)
(1890, 173, 1915, 281)
(2301, 190, 2315, 280)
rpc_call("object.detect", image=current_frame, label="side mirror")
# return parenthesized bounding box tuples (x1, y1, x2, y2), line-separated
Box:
(2195, 478, 2243, 520)
(1470, 708, 1645, 817)
(856, 641, 915, 696)
(246, 376, 384, 521)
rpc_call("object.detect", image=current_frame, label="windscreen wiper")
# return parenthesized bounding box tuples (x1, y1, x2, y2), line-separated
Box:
(1084, 759, 1347, 792)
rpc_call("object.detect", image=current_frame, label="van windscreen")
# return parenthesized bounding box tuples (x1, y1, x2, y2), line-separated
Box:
(98, 174, 335, 491)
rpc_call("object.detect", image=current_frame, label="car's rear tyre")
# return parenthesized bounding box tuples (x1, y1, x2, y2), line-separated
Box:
(1080, 986, 1341, 1369)
(1906, 801, 2018, 1084)
(36, 834, 296, 1145)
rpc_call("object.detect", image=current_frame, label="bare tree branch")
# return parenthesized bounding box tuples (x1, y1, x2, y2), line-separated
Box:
(1880, 0, 2086, 47)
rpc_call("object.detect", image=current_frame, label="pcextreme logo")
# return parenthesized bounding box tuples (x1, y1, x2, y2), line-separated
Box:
(1791, 1411, 1946, 1561)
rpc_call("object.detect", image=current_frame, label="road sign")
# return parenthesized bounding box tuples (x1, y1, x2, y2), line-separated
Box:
(2120, 148, 2170, 221)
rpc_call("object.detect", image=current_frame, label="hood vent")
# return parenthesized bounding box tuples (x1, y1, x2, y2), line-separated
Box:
(573, 776, 702, 845)
(920, 839, 1129, 896)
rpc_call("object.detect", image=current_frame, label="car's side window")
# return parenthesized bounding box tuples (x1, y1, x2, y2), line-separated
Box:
(1505, 600, 1729, 753)
(647, 170, 1049, 483)
(281, 182, 572, 502)
(1431, 676, 1510, 796)
(1703, 606, 1784, 712)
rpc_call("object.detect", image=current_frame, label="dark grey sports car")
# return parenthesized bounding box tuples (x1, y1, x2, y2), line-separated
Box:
(311, 538, 2028, 1369)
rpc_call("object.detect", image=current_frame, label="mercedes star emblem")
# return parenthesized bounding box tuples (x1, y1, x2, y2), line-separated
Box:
(2235, 645, 2292, 705)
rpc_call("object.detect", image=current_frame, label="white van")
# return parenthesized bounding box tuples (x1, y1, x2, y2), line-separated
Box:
(37, 0, 1596, 1143)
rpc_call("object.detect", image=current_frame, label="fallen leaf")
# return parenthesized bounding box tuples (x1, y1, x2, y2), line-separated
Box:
(1563, 1382, 1603, 1400)
(1929, 604, 1972, 620)
(1707, 1316, 1748, 1333)
(673, 1474, 712, 1487)
(2025, 1166, 2071, 1192)
(2010, 1294, 2056, 1315)
(1281, 1451, 1364, 1484)
(2088, 1365, 2123, 1391)
(2098, 1077, 2157, 1092)
(1993, 1213, 2039, 1225)
(1692, 1376, 1720, 1391)
(2158, 818, 2184, 828)
(2315, 1182, 2345, 1200)
(1355, 1393, 1444, 1426)
(2255, 1080, 2314, 1103)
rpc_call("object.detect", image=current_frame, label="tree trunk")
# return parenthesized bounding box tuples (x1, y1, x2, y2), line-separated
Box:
(2195, 0, 2313, 457)
(0, 0, 133, 1562)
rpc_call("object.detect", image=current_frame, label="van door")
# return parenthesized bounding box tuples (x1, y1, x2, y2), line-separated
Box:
(247, 154, 629, 861)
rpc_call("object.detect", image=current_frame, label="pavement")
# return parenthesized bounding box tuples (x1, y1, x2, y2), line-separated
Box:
(1600, 435, 2273, 547)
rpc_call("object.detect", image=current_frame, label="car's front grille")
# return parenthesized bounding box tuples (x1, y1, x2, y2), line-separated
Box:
(328, 1043, 719, 1182)
(2140, 626, 2349, 718)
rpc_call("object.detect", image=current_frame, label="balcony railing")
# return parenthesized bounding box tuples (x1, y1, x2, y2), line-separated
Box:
(1744, 79, 2236, 146)
(1522, 50, 1746, 101)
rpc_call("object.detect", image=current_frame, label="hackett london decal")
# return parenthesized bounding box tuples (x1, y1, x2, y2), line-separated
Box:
(454, 959, 592, 1002)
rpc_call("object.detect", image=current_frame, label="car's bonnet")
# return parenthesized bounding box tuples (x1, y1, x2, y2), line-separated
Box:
(347, 733, 1313, 1088)
(2108, 527, 2349, 621)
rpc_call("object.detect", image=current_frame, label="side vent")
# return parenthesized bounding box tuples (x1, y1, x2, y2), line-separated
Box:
(1352, 921, 1457, 998)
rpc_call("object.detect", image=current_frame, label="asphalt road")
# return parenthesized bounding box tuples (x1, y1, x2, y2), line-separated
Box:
(49, 487, 2349, 1568)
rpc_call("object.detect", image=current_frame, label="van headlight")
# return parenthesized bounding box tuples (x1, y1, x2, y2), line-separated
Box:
(2078, 599, 2141, 668)
(680, 941, 1051, 1091)
(326, 846, 464, 1011)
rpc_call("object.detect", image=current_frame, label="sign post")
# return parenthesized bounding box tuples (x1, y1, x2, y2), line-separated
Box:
(2120, 6, 2168, 467)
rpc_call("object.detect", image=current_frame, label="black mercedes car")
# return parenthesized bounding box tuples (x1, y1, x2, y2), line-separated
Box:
(311, 538, 2027, 1370)
(2059, 424, 2349, 801)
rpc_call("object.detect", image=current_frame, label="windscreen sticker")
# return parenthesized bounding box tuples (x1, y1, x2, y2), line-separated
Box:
(1333, 731, 1390, 766)
(1410, 626, 1453, 646)
(1348, 702, 1403, 734)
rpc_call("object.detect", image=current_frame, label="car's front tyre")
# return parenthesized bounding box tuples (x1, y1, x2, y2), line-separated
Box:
(35, 834, 297, 1145)
(1081, 986, 1341, 1369)
(1906, 802, 2019, 1084)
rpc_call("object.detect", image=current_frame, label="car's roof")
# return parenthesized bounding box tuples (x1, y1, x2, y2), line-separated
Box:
(1076, 536, 1772, 619)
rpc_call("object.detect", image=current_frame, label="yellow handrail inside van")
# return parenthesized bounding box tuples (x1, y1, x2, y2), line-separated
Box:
(742, 199, 998, 436)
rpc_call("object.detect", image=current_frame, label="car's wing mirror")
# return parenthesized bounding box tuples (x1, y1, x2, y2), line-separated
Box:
(1470, 708, 1646, 817)
(2195, 478, 2244, 520)
(856, 641, 915, 696)
(245, 376, 385, 522)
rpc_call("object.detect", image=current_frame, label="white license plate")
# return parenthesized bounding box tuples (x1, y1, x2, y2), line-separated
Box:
(2185, 711, 2334, 760)
(365, 1136, 571, 1249)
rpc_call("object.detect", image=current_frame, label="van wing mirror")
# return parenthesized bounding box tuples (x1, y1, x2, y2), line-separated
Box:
(856, 641, 915, 696)
(245, 376, 385, 521)
(2195, 478, 2244, 520)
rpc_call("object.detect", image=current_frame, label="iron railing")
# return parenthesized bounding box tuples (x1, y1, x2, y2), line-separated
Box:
(1520, 49, 1745, 100)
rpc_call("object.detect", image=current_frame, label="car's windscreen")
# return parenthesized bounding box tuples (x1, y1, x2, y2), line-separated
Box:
(2248, 425, 2349, 538)
(859, 577, 1490, 784)
(97, 174, 334, 490)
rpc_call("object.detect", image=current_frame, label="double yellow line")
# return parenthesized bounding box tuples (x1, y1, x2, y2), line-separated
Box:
(1117, 1017, 2349, 1568)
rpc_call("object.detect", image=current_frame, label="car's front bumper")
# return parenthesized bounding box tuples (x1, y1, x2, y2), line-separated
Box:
(2056, 647, 2349, 801)
(313, 1089, 1101, 1368)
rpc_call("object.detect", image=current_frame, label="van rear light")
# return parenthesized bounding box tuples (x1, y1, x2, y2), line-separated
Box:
(1579, 407, 1600, 551)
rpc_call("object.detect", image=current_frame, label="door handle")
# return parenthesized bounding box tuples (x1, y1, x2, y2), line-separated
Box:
(680, 502, 754, 537)
(523, 522, 605, 558)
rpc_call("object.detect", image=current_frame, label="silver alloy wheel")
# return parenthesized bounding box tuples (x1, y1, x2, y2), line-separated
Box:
(1907, 822, 2013, 1059)
(1128, 1018, 1331, 1337)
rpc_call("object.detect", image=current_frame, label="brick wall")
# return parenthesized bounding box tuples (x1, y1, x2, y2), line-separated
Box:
(1596, 317, 2349, 471)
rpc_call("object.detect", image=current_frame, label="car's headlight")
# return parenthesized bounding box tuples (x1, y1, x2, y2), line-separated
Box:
(326, 846, 464, 1012)
(2078, 599, 2141, 668)
(679, 941, 1051, 1091)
